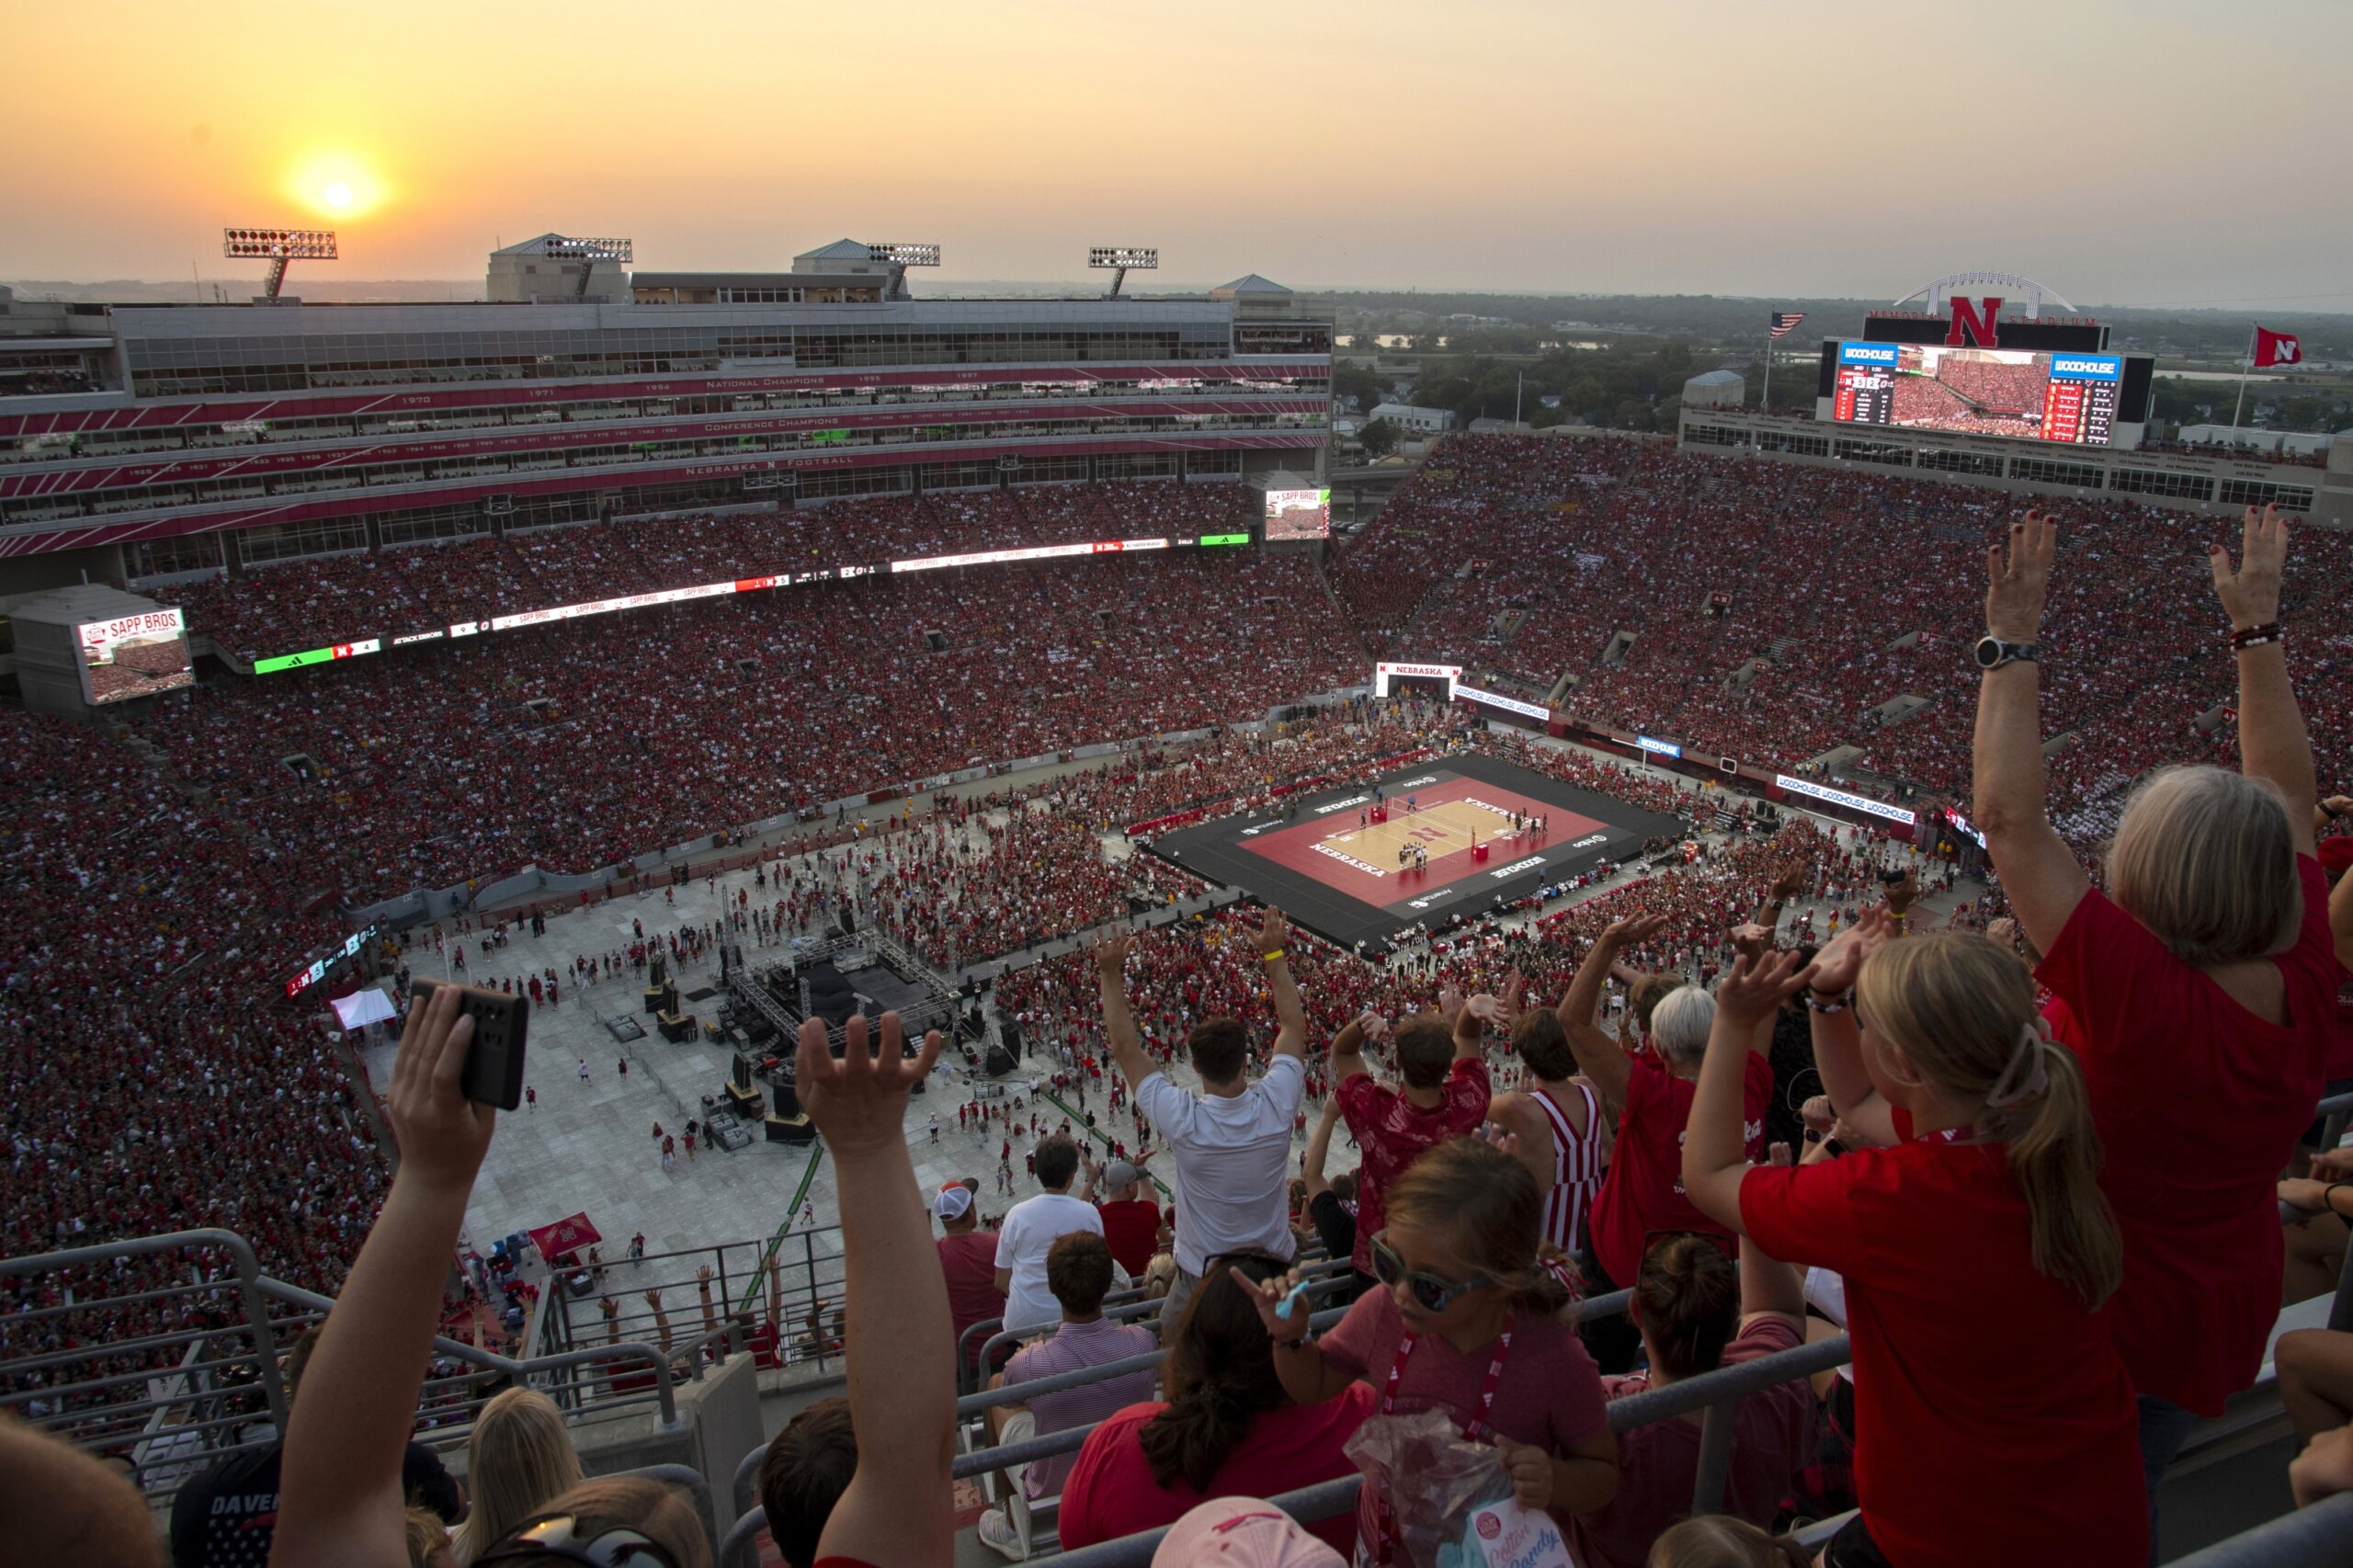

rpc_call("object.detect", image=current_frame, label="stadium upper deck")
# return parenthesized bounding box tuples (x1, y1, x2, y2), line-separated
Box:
(0, 237, 1332, 578)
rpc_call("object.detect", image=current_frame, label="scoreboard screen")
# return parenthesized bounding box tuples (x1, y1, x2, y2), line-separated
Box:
(1830, 340, 2123, 446)
(1264, 487, 1332, 540)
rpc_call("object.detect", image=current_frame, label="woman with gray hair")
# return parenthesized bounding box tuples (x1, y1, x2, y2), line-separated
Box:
(1971, 505, 2341, 1547)
(1558, 913, 1778, 1371)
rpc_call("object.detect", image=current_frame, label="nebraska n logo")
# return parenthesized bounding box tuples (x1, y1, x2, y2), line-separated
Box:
(1946, 296, 2004, 348)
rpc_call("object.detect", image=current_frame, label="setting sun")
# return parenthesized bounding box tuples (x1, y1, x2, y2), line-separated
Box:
(283, 152, 386, 221)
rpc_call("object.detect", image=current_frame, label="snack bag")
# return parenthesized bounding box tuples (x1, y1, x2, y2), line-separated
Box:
(1344, 1408, 1579, 1568)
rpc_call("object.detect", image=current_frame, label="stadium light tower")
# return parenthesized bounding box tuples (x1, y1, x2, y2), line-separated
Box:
(222, 228, 337, 301)
(540, 235, 634, 298)
(866, 243, 939, 301)
(1088, 246, 1158, 300)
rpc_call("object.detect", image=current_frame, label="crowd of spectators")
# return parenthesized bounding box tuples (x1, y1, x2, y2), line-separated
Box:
(166, 481, 1261, 659)
(0, 708, 390, 1458)
(1331, 433, 2353, 835)
(140, 547, 1363, 904)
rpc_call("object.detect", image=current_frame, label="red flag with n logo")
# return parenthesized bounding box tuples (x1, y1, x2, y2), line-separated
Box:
(2255, 327, 2302, 368)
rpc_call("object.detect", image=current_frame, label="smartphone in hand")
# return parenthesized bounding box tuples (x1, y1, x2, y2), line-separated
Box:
(408, 978, 529, 1110)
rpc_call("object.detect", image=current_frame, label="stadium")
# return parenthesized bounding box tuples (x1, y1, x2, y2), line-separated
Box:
(3, 219, 2352, 1568)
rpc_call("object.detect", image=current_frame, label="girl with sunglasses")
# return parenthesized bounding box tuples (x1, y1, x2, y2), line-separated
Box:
(1236, 1137, 1617, 1564)
(1683, 933, 2143, 1568)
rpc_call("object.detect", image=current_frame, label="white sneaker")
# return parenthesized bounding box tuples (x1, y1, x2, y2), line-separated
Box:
(978, 1506, 1030, 1562)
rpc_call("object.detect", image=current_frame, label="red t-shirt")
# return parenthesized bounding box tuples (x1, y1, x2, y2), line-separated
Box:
(1336, 1058, 1493, 1273)
(1570, 1316, 1818, 1568)
(2037, 856, 2338, 1415)
(1057, 1385, 1376, 1557)
(1097, 1199, 1161, 1280)
(1739, 1131, 2145, 1568)
(935, 1230, 1005, 1368)
(1587, 1053, 1772, 1290)
(1317, 1287, 1609, 1552)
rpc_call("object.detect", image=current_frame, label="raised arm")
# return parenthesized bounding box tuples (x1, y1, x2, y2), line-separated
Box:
(1683, 951, 1813, 1229)
(1257, 906, 1307, 1063)
(1302, 1097, 1344, 1202)
(804, 1010, 954, 1568)
(1330, 1010, 1380, 1086)
(1558, 915, 1666, 1108)
(1456, 993, 1506, 1063)
(1736, 1230, 1808, 1335)
(1090, 931, 1154, 1093)
(1971, 512, 2093, 959)
(1800, 912, 1901, 1148)
(2215, 505, 2317, 858)
(269, 985, 494, 1568)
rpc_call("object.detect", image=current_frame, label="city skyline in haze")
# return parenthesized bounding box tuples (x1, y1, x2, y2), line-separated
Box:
(6, 0, 2347, 312)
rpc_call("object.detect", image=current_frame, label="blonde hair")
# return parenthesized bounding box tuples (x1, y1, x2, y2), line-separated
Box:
(1857, 933, 2122, 1307)
(501, 1476, 710, 1568)
(1646, 1516, 1810, 1568)
(2109, 766, 2302, 965)
(1383, 1138, 1577, 1317)
(406, 1507, 456, 1568)
(452, 1389, 584, 1564)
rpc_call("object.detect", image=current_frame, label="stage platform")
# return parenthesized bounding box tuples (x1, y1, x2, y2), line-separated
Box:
(1140, 752, 1686, 951)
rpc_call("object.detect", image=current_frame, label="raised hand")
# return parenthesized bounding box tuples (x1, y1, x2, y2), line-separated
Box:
(1769, 863, 1809, 903)
(1986, 510, 2057, 642)
(1357, 1011, 1391, 1043)
(1228, 1264, 1313, 1344)
(796, 1012, 943, 1159)
(1089, 929, 1138, 976)
(1729, 921, 1774, 963)
(389, 981, 495, 1196)
(1809, 907, 1896, 994)
(1464, 993, 1510, 1026)
(1256, 904, 1290, 957)
(2211, 503, 2288, 631)
(1438, 984, 1466, 1026)
(1715, 949, 1815, 1030)
(1602, 913, 1671, 949)
(1883, 869, 1919, 916)
(1498, 967, 1527, 1020)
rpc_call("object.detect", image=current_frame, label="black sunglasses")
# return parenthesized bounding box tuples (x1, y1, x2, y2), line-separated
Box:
(1370, 1233, 1490, 1314)
(475, 1517, 678, 1568)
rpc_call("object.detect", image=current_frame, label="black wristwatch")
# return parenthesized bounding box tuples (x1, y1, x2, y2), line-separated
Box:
(1974, 636, 2040, 672)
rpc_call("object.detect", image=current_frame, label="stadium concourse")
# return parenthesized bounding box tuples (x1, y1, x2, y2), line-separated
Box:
(6, 446, 2352, 1567)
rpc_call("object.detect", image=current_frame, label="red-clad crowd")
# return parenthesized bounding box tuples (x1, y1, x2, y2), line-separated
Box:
(1332, 434, 2353, 833)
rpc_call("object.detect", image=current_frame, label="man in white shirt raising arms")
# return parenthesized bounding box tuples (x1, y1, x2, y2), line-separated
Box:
(994, 1134, 1103, 1333)
(1091, 905, 1307, 1335)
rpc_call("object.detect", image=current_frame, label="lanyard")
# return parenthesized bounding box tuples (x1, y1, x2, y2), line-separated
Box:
(1370, 1309, 1516, 1563)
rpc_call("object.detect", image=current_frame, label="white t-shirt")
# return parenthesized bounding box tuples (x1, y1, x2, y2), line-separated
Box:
(994, 1191, 1105, 1331)
(1136, 1054, 1305, 1274)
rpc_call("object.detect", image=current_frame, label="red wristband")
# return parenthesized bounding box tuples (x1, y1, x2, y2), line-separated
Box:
(2231, 622, 2283, 650)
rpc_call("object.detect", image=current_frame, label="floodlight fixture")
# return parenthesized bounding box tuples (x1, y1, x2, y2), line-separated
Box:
(866, 242, 941, 267)
(222, 227, 339, 300)
(534, 234, 634, 296)
(1088, 246, 1159, 299)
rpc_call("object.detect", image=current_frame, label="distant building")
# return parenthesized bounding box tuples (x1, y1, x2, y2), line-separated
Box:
(1467, 417, 1527, 436)
(1681, 369, 1745, 409)
(2174, 424, 2333, 460)
(1369, 402, 1456, 434)
(485, 233, 634, 303)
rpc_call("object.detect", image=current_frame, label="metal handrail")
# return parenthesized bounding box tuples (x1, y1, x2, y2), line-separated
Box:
(2169, 1492, 2353, 1567)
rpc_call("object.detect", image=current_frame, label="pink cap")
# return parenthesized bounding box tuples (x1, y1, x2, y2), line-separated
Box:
(1150, 1499, 1345, 1568)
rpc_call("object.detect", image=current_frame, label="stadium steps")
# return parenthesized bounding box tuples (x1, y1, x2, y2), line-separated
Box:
(1764, 634, 1802, 664)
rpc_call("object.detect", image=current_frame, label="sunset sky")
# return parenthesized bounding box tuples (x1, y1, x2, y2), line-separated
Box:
(6, 0, 2347, 307)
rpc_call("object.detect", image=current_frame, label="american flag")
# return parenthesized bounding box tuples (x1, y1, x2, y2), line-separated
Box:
(1769, 312, 1806, 339)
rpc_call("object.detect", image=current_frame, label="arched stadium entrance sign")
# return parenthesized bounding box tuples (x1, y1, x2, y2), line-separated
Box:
(1866, 271, 2108, 354)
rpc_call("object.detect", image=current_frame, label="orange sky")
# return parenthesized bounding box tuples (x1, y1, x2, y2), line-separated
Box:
(5, 0, 2347, 307)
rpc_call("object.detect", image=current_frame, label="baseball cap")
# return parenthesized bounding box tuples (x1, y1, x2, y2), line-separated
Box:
(1101, 1158, 1141, 1190)
(932, 1185, 973, 1221)
(1151, 1500, 1344, 1568)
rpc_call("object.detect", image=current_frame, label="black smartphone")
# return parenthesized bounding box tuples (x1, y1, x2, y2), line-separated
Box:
(407, 977, 529, 1110)
(1880, 867, 1907, 887)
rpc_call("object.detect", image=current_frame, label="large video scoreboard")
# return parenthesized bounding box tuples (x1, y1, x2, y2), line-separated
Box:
(1826, 341, 2128, 447)
(1832, 342, 1898, 426)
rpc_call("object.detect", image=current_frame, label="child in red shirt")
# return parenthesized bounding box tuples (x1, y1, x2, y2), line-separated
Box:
(1685, 927, 2145, 1568)
(1239, 1137, 1618, 1563)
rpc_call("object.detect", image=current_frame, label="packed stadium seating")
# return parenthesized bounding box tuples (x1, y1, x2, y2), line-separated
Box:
(1333, 434, 2353, 823)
